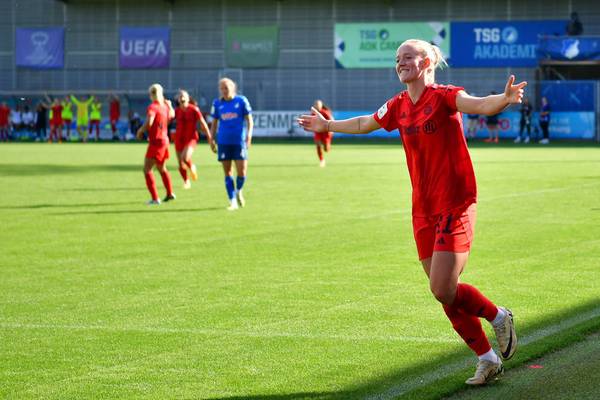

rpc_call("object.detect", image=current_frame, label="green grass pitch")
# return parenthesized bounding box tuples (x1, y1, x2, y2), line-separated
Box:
(1, 142, 599, 399)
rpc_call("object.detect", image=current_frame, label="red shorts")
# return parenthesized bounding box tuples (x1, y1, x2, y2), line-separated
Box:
(146, 144, 170, 165)
(412, 203, 477, 260)
(175, 136, 197, 153)
(314, 132, 332, 145)
(63, 119, 71, 125)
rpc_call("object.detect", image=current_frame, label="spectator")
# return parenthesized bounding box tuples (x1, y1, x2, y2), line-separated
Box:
(514, 97, 532, 143)
(34, 101, 50, 141)
(22, 105, 35, 133)
(484, 91, 500, 143)
(566, 12, 583, 36)
(0, 101, 10, 141)
(539, 97, 551, 144)
(129, 110, 142, 139)
(10, 104, 23, 136)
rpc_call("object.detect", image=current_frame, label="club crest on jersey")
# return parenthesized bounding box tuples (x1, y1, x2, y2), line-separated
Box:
(377, 103, 388, 119)
(424, 104, 433, 115)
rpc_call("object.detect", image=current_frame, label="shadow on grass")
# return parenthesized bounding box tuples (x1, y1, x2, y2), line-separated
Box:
(0, 163, 140, 176)
(0, 201, 140, 210)
(204, 299, 600, 400)
(49, 207, 223, 216)
(62, 187, 145, 192)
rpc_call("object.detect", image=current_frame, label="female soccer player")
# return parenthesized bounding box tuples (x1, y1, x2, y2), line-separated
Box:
(61, 97, 73, 140)
(210, 78, 253, 210)
(312, 100, 334, 167)
(109, 94, 121, 140)
(174, 89, 216, 189)
(89, 98, 102, 141)
(71, 94, 94, 142)
(136, 84, 176, 205)
(0, 102, 10, 141)
(49, 97, 63, 143)
(484, 91, 500, 143)
(299, 39, 524, 386)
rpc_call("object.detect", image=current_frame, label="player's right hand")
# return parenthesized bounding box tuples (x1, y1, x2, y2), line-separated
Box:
(298, 107, 327, 132)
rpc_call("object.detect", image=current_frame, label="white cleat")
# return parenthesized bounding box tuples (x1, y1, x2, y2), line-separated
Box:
(513, 136, 521, 143)
(146, 199, 161, 206)
(227, 198, 239, 211)
(319, 159, 326, 168)
(539, 138, 550, 144)
(236, 190, 245, 208)
(183, 180, 191, 189)
(524, 136, 530, 143)
(465, 357, 504, 386)
(493, 307, 517, 360)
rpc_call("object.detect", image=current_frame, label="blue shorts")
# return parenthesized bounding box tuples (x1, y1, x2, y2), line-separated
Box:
(218, 144, 247, 161)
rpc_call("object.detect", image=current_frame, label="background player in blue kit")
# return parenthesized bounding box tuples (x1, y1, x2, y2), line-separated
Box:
(210, 78, 254, 210)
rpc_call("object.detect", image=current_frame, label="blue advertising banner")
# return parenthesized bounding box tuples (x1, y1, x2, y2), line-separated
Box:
(119, 27, 170, 69)
(450, 21, 565, 67)
(540, 81, 596, 111)
(15, 28, 64, 69)
(463, 111, 595, 139)
(538, 36, 600, 62)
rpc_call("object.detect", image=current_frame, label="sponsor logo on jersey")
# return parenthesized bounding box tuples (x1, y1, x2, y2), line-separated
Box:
(377, 103, 388, 119)
(221, 112, 239, 120)
(423, 120, 437, 134)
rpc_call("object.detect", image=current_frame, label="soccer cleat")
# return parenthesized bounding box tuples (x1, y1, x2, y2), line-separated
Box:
(236, 190, 245, 208)
(227, 198, 239, 211)
(183, 180, 191, 189)
(513, 136, 521, 143)
(465, 358, 504, 385)
(163, 193, 176, 202)
(147, 199, 161, 206)
(539, 138, 550, 144)
(190, 164, 198, 181)
(524, 136, 530, 143)
(493, 137, 499, 143)
(319, 159, 326, 167)
(493, 307, 517, 360)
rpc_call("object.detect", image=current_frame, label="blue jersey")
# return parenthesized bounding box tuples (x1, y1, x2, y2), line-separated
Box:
(210, 95, 252, 145)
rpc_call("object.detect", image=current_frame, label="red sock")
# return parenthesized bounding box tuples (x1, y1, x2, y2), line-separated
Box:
(443, 304, 492, 356)
(144, 172, 159, 201)
(160, 170, 173, 196)
(452, 283, 498, 322)
(317, 146, 323, 161)
(179, 167, 188, 181)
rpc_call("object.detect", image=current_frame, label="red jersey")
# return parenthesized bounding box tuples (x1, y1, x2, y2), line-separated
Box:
(147, 101, 169, 146)
(51, 104, 63, 125)
(0, 106, 9, 125)
(175, 104, 203, 142)
(373, 84, 476, 217)
(110, 100, 120, 120)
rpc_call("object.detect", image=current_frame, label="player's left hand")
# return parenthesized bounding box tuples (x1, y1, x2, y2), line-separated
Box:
(504, 75, 527, 104)
(209, 140, 217, 153)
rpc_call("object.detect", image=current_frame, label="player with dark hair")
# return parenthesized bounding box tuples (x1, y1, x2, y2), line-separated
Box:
(136, 83, 176, 205)
(299, 38, 525, 386)
(174, 89, 216, 189)
(210, 78, 253, 210)
(312, 99, 334, 167)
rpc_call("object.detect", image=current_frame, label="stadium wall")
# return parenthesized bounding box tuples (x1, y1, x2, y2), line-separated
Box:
(2, 0, 600, 113)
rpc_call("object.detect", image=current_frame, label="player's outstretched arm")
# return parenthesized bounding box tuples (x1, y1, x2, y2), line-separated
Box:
(298, 107, 380, 134)
(456, 75, 527, 116)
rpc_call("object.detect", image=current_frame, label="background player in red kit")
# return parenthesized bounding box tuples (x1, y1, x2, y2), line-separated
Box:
(136, 83, 176, 205)
(0, 102, 10, 141)
(174, 89, 216, 189)
(299, 39, 526, 386)
(109, 94, 120, 141)
(49, 97, 63, 143)
(312, 100, 333, 167)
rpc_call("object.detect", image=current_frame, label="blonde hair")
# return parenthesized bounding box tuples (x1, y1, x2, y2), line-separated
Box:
(149, 83, 164, 102)
(400, 39, 448, 82)
(219, 77, 237, 94)
(177, 89, 190, 103)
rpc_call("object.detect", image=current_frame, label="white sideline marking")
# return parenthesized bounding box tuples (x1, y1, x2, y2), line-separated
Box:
(0, 322, 456, 344)
(365, 305, 600, 400)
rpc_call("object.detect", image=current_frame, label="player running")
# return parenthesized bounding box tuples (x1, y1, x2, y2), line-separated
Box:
(312, 100, 334, 167)
(136, 83, 176, 205)
(299, 39, 523, 386)
(210, 78, 253, 211)
(174, 89, 216, 189)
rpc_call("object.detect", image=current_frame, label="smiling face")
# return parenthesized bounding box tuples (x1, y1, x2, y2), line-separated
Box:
(219, 79, 236, 100)
(178, 91, 189, 107)
(395, 43, 430, 84)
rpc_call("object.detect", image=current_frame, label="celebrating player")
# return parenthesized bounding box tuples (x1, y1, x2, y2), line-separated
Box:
(311, 100, 334, 167)
(48, 97, 63, 143)
(71, 94, 94, 142)
(299, 39, 525, 386)
(174, 89, 216, 189)
(109, 94, 121, 141)
(210, 78, 253, 210)
(89, 97, 102, 141)
(61, 97, 73, 140)
(136, 83, 176, 205)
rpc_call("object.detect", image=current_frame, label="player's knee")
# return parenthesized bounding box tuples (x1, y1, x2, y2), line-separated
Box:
(430, 284, 455, 305)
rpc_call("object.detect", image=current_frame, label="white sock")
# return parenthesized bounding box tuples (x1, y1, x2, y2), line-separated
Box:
(478, 348, 499, 363)
(492, 307, 507, 327)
